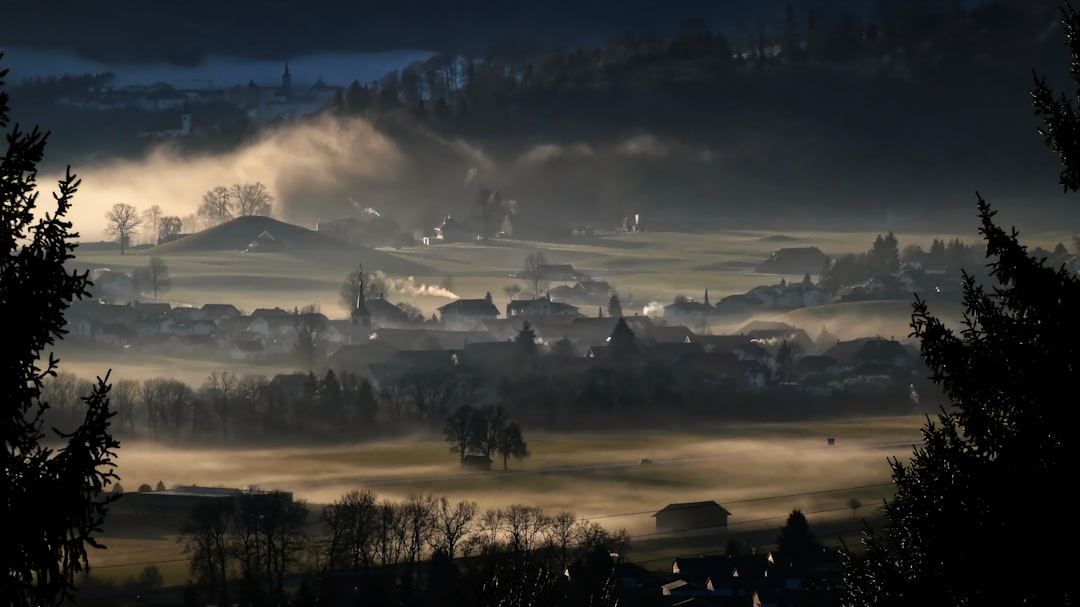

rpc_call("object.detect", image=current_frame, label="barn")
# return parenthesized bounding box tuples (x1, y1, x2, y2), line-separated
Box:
(653, 500, 731, 534)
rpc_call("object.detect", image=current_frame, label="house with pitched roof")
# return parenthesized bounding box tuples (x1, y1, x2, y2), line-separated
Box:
(437, 296, 500, 331)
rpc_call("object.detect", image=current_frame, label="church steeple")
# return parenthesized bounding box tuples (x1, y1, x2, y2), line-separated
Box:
(281, 61, 292, 96)
(350, 264, 371, 328)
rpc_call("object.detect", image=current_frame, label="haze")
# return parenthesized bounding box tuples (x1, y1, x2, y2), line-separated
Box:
(6, 0, 1075, 602)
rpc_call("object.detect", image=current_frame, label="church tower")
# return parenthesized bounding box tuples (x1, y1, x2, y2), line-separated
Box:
(350, 264, 372, 335)
(281, 61, 292, 99)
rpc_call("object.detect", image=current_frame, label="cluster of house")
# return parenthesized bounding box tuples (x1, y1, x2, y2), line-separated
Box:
(56, 63, 341, 130)
(66, 271, 919, 396)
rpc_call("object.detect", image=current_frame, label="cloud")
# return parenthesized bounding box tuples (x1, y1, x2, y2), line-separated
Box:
(614, 134, 670, 158)
(514, 142, 595, 168)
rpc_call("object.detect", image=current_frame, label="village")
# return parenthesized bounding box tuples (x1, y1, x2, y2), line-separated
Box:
(66, 254, 934, 405)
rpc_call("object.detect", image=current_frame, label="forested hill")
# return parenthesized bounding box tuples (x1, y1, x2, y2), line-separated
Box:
(329, 1, 1074, 228)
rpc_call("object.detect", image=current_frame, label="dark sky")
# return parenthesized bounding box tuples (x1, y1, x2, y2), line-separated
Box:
(0, 0, 996, 65)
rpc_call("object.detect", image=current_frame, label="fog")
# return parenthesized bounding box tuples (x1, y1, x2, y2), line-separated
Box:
(109, 430, 916, 534)
(42, 112, 720, 241)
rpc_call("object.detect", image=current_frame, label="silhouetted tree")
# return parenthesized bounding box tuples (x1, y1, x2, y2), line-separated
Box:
(515, 321, 538, 358)
(1033, 2, 1080, 192)
(774, 340, 795, 383)
(608, 317, 637, 361)
(197, 186, 232, 228)
(1, 55, 121, 606)
(776, 509, 822, 567)
(104, 202, 142, 254)
(522, 251, 549, 298)
(339, 265, 387, 311)
(228, 182, 273, 217)
(179, 499, 233, 607)
(138, 256, 171, 299)
(495, 421, 529, 470)
(607, 293, 623, 318)
(142, 204, 163, 245)
(842, 10, 1079, 600)
(292, 304, 329, 370)
(444, 405, 482, 463)
(158, 215, 183, 242)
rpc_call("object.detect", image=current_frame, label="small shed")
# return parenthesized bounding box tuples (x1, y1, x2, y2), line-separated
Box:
(653, 500, 732, 534)
(462, 454, 493, 472)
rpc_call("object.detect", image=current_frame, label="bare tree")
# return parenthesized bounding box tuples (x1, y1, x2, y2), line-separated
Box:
(495, 421, 530, 470)
(401, 493, 437, 567)
(230, 182, 274, 217)
(140, 378, 193, 439)
(142, 205, 163, 245)
(158, 216, 183, 242)
(545, 511, 578, 571)
(323, 489, 379, 570)
(201, 371, 237, 440)
(429, 497, 477, 559)
(137, 256, 171, 300)
(400, 371, 477, 421)
(372, 499, 406, 566)
(339, 266, 388, 311)
(292, 304, 329, 370)
(110, 378, 141, 435)
(504, 504, 547, 558)
(475, 405, 507, 460)
(179, 499, 233, 606)
(847, 497, 863, 518)
(198, 186, 232, 227)
(444, 404, 481, 463)
(522, 251, 548, 298)
(104, 203, 142, 254)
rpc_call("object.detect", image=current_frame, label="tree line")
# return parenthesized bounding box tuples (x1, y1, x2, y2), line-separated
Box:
(171, 488, 629, 607)
(325, 2, 1035, 137)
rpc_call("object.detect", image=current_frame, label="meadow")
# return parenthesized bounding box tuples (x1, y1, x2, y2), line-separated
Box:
(90, 414, 923, 585)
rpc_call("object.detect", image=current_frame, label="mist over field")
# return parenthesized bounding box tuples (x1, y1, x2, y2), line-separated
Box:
(108, 429, 918, 533)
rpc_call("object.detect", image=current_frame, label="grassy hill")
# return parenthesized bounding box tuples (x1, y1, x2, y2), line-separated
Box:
(148, 216, 345, 254)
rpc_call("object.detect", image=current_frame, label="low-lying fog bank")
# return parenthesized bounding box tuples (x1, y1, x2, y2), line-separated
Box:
(110, 422, 920, 534)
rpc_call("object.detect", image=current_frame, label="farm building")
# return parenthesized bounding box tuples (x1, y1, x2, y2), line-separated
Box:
(462, 454, 493, 471)
(653, 500, 731, 534)
(114, 485, 294, 519)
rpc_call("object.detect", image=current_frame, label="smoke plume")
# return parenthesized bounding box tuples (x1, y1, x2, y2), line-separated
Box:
(374, 271, 458, 299)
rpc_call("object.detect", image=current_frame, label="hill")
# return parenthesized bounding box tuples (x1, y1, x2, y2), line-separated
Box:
(146, 215, 432, 274)
(147, 216, 347, 253)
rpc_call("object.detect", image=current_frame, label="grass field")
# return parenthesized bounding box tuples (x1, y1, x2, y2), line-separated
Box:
(87, 414, 925, 586)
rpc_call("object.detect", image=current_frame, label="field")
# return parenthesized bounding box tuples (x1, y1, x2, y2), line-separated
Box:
(89, 415, 923, 586)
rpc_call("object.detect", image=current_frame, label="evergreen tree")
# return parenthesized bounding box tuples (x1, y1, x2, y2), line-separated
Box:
(842, 9, 1080, 600)
(607, 292, 623, 318)
(514, 320, 538, 358)
(608, 317, 637, 361)
(776, 510, 823, 567)
(1, 55, 121, 607)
